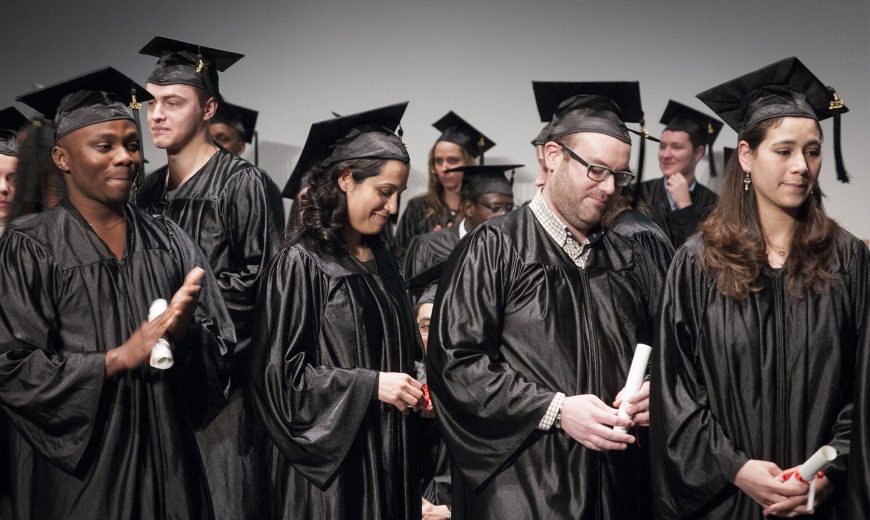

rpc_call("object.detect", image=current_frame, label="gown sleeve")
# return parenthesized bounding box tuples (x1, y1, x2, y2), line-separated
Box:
(847, 241, 870, 515)
(162, 218, 235, 427)
(248, 246, 379, 489)
(217, 168, 285, 353)
(666, 189, 717, 249)
(0, 231, 106, 474)
(426, 225, 556, 490)
(650, 242, 751, 519)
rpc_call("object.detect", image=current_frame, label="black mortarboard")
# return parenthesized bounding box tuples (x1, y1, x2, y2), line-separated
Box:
(533, 81, 658, 187)
(212, 101, 257, 143)
(531, 122, 552, 147)
(282, 102, 410, 199)
(407, 261, 444, 309)
(660, 100, 724, 177)
(697, 57, 849, 181)
(446, 164, 521, 199)
(433, 111, 495, 161)
(16, 66, 152, 142)
(0, 107, 28, 156)
(140, 36, 244, 99)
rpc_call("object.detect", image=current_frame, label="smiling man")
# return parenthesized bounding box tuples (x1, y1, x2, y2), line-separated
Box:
(4, 67, 233, 520)
(135, 36, 284, 520)
(631, 100, 722, 247)
(426, 81, 673, 519)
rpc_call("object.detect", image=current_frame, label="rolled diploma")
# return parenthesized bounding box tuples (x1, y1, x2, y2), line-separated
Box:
(614, 343, 653, 432)
(148, 299, 174, 369)
(797, 445, 837, 482)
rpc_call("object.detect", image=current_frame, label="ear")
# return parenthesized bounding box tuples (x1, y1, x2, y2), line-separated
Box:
(203, 96, 218, 121)
(237, 142, 246, 155)
(52, 145, 71, 174)
(543, 141, 565, 173)
(337, 169, 353, 193)
(463, 199, 475, 219)
(737, 140, 754, 173)
(693, 145, 706, 163)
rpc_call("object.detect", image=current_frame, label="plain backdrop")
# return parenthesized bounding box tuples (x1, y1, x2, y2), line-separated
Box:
(3, 0, 868, 237)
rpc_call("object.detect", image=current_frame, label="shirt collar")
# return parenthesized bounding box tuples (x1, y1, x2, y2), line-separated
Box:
(664, 176, 697, 211)
(529, 189, 601, 268)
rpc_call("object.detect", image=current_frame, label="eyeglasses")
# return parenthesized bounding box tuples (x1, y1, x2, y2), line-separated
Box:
(560, 144, 635, 187)
(475, 201, 515, 214)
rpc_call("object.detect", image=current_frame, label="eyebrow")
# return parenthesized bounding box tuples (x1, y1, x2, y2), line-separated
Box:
(771, 139, 822, 147)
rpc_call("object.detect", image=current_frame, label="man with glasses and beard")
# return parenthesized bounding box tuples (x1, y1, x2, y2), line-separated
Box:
(426, 82, 673, 519)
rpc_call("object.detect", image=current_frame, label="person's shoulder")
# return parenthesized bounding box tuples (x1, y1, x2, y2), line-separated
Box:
(1, 206, 65, 261)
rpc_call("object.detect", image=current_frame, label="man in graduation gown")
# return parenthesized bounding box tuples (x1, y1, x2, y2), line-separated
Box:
(135, 37, 285, 519)
(427, 82, 673, 519)
(629, 100, 721, 247)
(0, 107, 27, 236)
(403, 163, 520, 280)
(2, 67, 233, 520)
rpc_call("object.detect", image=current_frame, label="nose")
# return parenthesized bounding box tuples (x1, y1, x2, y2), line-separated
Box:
(113, 145, 136, 168)
(0, 176, 8, 194)
(385, 192, 399, 215)
(791, 152, 811, 175)
(148, 101, 164, 122)
(598, 173, 616, 195)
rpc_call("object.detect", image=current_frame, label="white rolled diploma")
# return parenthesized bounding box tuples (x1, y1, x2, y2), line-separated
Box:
(614, 343, 653, 432)
(797, 445, 838, 482)
(148, 299, 174, 369)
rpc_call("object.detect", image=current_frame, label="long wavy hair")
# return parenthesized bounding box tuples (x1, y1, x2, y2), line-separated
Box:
(420, 141, 475, 223)
(292, 158, 389, 254)
(700, 117, 840, 300)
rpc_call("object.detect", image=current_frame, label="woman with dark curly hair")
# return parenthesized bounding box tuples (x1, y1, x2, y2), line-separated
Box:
(392, 111, 493, 260)
(650, 57, 868, 519)
(250, 103, 425, 519)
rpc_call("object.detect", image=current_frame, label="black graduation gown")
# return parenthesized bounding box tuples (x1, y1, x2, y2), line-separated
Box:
(137, 148, 284, 519)
(426, 206, 673, 519)
(394, 195, 454, 261)
(403, 224, 461, 280)
(0, 199, 232, 520)
(249, 238, 422, 519)
(631, 178, 718, 248)
(650, 231, 870, 519)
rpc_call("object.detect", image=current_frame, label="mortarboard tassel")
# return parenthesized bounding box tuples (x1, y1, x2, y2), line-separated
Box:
(708, 143, 717, 178)
(254, 130, 259, 167)
(128, 85, 146, 201)
(832, 110, 848, 183)
(827, 87, 848, 183)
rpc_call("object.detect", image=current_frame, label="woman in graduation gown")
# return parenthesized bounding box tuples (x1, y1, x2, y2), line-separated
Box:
(650, 57, 867, 519)
(393, 112, 492, 260)
(250, 103, 424, 519)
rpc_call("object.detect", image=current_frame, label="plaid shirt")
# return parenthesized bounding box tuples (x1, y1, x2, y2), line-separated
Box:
(529, 189, 601, 269)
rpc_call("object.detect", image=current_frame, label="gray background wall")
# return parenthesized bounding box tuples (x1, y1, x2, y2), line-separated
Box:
(4, 0, 868, 238)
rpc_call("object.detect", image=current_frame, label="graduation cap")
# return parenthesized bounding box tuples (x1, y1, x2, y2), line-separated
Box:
(282, 102, 409, 199)
(140, 36, 244, 99)
(16, 66, 152, 142)
(660, 100, 725, 177)
(407, 261, 444, 309)
(696, 57, 849, 182)
(446, 164, 521, 199)
(0, 107, 28, 156)
(532, 81, 658, 186)
(433, 111, 495, 162)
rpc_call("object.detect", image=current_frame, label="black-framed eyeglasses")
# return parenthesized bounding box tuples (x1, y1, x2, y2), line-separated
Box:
(475, 201, 515, 214)
(560, 144, 635, 187)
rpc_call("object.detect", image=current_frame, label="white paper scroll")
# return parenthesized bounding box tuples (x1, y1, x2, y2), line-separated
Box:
(148, 299, 174, 369)
(614, 343, 652, 433)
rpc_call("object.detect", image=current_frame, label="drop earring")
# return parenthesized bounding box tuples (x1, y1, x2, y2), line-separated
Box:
(743, 171, 752, 192)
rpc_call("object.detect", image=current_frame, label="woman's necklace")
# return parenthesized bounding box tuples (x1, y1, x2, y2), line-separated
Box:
(765, 238, 787, 256)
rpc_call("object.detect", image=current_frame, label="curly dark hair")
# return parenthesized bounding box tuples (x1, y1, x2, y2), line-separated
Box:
(292, 157, 390, 254)
(700, 117, 839, 300)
